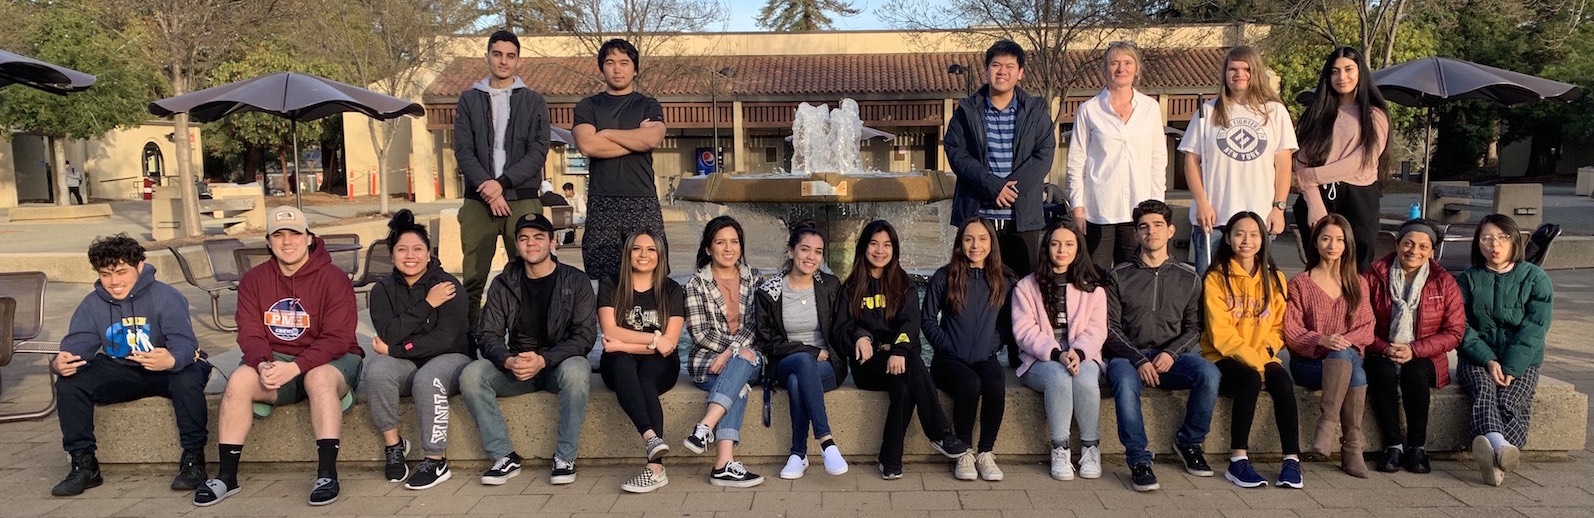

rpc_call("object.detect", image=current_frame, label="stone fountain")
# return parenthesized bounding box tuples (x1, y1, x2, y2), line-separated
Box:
(675, 99, 955, 273)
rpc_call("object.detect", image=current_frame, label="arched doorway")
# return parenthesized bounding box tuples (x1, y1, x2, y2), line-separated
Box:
(142, 142, 164, 184)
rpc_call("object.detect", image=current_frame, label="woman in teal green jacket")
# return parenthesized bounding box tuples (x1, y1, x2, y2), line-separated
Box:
(1455, 214, 1553, 487)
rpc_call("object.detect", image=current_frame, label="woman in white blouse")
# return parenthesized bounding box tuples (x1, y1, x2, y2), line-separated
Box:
(1066, 41, 1169, 269)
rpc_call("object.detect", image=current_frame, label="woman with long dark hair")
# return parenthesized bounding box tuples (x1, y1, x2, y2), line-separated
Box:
(362, 209, 471, 490)
(1293, 47, 1390, 270)
(1456, 214, 1553, 486)
(1284, 214, 1375, 477)
(842, 220, 971, 480)
(680, 216, 765, 488)
(600, 229, 685, 493)
(1201, 212, 1300, 489)
(924, 217, 1014, 482)
(756, 221, 851, 480)
(1362, 219, 1465, 474)
(1012, 221, 1108, 481)
(1180, 46, 1297, 273)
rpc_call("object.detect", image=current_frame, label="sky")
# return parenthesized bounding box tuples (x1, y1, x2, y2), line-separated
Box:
(721, 0, 891, 32)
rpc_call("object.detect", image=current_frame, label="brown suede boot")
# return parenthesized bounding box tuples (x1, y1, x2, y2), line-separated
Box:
(1340, 385, 1370, 478)
(1310, 359, 1353, 456)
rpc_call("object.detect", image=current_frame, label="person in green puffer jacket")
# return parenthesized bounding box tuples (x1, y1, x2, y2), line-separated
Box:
(1454, 214, 1554, 488)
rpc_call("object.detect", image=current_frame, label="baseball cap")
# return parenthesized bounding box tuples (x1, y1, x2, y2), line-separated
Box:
(515, 212, 555, 235)
(266, 206, 309, 234)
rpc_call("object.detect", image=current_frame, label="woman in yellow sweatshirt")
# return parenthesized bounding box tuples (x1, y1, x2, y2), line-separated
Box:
(1200, 212, 1301, 489)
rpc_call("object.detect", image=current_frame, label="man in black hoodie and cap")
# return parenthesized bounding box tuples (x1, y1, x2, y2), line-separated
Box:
(51, 234, 210, 497)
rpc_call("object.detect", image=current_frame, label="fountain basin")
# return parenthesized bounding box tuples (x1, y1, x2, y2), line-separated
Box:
(675, 171, 955, 204)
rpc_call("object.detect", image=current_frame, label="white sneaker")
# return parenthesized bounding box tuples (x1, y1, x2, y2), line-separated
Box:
(953, 452, 977, 481)
(1050, 446, 1074, 481)
(975, 451, 1004, 481)
(821, 445, 848, 475)
(779, 454, 808, 480)
(1078, 445, 1102, 479)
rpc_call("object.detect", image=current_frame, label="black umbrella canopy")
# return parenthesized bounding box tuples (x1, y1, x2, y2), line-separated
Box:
(149, 71, 423, 123)
(1296, 56, 1583, 107)
(0, 48, 96, 95)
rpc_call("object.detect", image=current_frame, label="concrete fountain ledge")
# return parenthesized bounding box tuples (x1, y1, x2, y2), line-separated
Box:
(91, 367, 1586, 464)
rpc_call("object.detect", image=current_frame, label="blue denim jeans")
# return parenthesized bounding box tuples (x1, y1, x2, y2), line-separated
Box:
(1290, 348, 1367, 389)
(693, 353, 761, 444)
(1190, 227, 1224, 274)
(1019, 360, 1101, 448)
(459, 356, 591, 462)
(776, 353, 838, 456)
(1106, 352, 1221, 466)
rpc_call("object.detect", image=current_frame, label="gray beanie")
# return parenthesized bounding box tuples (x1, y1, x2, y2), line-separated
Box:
(1396, 220, 1440, 245)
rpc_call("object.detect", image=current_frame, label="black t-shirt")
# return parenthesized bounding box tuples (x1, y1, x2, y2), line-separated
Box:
(573, 91, 665, 198)
(516, 272, 559, 348)
(598, 277, 686, 333)
(1050, 280, 1070, 345)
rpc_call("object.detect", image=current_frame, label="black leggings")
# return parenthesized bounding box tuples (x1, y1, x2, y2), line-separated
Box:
(1216, 359, 1299, 454)
(1365, 355, 1436, 448)
(600, 351, 680, 437)
(854, 353, 955, 469)
(932, 355, 1006, 453)
(1292, 182, 1380, 271)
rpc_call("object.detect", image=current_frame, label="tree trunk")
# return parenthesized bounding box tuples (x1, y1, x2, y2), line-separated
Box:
(171, 67, 204, 238)
(49, 137, 68, 206)
(369, 118, 390, 215)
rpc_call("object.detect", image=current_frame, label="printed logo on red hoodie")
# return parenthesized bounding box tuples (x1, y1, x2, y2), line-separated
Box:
(265, 298, 311, 340)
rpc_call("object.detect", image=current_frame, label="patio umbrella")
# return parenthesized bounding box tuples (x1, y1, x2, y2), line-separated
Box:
(0, 48, 96, 95)
(149, 71, 424, 208)
(550, 125, 574, 146)
(1295, 57, 1582, 212)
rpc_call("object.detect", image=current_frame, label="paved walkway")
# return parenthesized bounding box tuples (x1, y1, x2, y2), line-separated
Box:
(1, 189, 1593, 516)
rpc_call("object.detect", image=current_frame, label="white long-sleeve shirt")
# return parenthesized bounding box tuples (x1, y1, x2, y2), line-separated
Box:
(1065, 89, 1168, 225)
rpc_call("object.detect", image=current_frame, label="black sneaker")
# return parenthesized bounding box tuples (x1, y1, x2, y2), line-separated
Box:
(878, 462, 904, 480)
(404, 458, 452, 490)
(480, 452, 522, 485)
(645, 436, 670, 463)
(1404, 446, 1432, 474)
(710, 461, 765, 488)
(192, 478, 239, 507)
(1377, 446, 1404, 473)
(1176, 443, 1215, 477)
(51, 450, 103, 497)
(1130, 462, 1160, 492)
(384, 438, 411, 482)
(684, 423, 714, 454)
(929, 434, 971, 459)
(171, 448, 206, 491)
(549, 457, 577, 485)
(307, 477, 340, 506)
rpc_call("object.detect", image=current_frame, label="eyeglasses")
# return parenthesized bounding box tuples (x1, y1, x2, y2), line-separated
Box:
(1478, 234, 1513, 244)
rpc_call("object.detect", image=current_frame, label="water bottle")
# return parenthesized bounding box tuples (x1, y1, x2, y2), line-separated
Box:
(1408, 203, 1421, 221)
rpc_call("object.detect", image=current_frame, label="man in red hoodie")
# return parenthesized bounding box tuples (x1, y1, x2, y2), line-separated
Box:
(194, 206, 363, 508)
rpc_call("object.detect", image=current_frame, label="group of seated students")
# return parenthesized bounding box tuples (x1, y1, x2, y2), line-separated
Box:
(45, 199, 1553, 506)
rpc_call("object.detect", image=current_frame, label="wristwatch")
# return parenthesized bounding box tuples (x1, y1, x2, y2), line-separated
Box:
(1272, 201, 1288, 211)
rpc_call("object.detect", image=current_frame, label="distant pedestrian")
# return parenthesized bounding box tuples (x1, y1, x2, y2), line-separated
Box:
(66, 161, 83, 204)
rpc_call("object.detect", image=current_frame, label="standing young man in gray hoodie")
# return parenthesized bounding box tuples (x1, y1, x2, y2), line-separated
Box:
(455, 29, 552, 327)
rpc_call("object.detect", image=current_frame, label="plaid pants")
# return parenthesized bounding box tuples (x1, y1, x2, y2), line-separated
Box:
(1457, 362, 1540, 447)
(581, 195, 664, 281)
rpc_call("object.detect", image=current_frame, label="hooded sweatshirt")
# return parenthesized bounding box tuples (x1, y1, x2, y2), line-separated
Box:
(455, 76, 550, 202)
(1199, 259, 1288, 372)
(60, 263, 201, 371)
(921, 266, 1013, 365)
(369, 257, 470, 363)
(236, 236, 363, 372)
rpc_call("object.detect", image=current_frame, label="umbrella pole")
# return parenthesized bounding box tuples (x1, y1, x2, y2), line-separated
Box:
(293, 120, 302, 210)
(1420, 107, 1433, 217)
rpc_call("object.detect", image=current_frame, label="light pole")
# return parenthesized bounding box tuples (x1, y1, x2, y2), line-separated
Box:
(710, 67, 736, 174)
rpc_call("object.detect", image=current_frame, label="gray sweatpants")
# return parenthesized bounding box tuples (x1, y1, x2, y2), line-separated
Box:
(360, 353, 473, 456)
